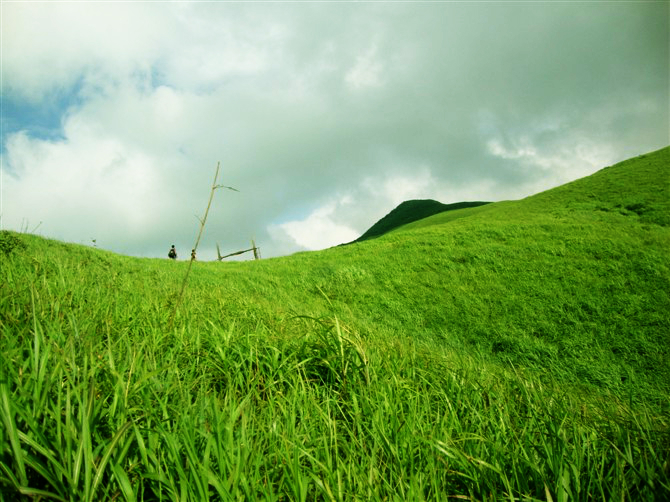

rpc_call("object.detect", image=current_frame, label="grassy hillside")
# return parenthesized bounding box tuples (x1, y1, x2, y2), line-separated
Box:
(353, 199, 490, 242)
(1, 146, 669, 501)
(399, 147, 670, 234)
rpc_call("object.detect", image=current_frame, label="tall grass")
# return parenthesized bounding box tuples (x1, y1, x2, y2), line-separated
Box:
(1, 314, 667, 500)
(1, 236, 668, 500)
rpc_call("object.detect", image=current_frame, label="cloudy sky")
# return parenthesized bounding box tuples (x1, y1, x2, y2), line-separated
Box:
(2, 1, 668, 260)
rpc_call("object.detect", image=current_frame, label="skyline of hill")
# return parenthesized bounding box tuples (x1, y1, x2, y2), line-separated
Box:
(352, 199, 491, 243)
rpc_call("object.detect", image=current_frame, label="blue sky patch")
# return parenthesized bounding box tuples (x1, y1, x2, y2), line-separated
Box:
(1, 82, 86, 152)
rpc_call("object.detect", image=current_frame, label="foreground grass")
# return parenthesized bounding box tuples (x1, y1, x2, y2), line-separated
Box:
(1, 146, 669, 500)
(1, 269, 667, 501)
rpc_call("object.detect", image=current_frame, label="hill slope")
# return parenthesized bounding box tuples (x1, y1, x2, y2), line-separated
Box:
(1, 146, 669, 500)
(397, 146, 670, 234)
(354, 199, 490, 242)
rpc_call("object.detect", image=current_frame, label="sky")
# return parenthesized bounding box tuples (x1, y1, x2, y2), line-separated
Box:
(1, 1, 668, 261)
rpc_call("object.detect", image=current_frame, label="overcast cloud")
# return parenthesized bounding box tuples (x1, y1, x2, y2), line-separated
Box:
(1, 1, 668, 260)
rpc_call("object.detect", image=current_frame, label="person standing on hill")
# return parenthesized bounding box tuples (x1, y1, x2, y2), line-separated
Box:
(168, 245, 177, 260)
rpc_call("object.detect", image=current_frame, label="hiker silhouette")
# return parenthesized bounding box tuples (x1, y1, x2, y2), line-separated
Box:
(168, 245, 177, 260)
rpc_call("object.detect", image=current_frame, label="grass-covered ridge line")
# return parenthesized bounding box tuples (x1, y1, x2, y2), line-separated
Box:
(353, 199, 491, 242)
(1, 146, 669, 500)
(396, 147, 670, 235)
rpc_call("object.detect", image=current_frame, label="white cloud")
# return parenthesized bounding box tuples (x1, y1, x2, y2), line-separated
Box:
(345, 45, 384, 90)
(3, 127, 165, 242)
(486, 134, 619, 193)
(2, 2, 667, 259)
(361, 167, 435, 206)
(3, 3, 170, 102)
(270, 197, 359, 251)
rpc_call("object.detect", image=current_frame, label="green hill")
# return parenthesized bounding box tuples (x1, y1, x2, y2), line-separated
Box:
(398, 147, 670, 234)
(354, 199, 491, 242)
(1, 146, 669, 500)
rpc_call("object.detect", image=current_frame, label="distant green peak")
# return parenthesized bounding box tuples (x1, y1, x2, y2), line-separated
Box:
(355, 199, 491, 243)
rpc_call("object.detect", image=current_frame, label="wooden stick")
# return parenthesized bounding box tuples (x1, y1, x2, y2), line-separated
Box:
(170, 161, 231, 328)
(219, 248, 255, 260)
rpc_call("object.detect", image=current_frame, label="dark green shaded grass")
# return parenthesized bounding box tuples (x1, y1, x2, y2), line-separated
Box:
(392, 200, 512, 233)
(354, 200, 491, 242)
(1, 146, 669, 500)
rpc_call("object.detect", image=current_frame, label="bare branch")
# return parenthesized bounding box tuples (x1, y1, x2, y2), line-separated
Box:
(214, 184, 240, 192)
(170, 160, 229, 328)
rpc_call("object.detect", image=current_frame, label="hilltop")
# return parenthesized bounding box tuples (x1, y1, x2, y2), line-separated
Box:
(353, 146, 669, 244)
(353, 199, 490, 242)
(1, 146, 669, 500)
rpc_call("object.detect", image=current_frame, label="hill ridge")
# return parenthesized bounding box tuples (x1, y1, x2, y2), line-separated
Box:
(353, 199, 491, 243)
(388, 146, 669, 236)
